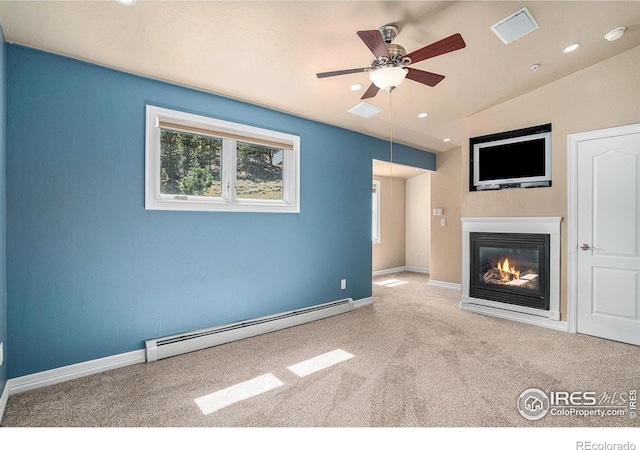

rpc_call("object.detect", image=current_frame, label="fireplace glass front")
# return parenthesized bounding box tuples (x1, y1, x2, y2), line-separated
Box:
(470, 232, 550, 310)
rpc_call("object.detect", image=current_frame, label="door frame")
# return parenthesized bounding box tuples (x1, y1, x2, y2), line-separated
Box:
(567, 122, 640, 334)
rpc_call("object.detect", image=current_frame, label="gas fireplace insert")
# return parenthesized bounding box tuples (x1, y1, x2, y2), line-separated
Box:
(469, 232, 550, 310)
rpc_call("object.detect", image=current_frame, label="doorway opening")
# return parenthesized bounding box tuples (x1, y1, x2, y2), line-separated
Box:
(372, 160, 433, 278)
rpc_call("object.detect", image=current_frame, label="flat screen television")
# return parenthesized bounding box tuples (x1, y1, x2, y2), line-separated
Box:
(470, 123, 552, 191)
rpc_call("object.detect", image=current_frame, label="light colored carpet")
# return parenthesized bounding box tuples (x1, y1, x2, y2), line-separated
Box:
(2, 272, 639, 428)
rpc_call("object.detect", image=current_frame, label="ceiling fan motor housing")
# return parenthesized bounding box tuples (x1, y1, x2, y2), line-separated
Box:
(378, 25, 399, 44)
(373, 26, 412, 68)
(372, 44, 410, 68)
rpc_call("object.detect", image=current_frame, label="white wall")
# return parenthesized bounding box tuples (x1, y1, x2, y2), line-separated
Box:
(372, 175, 406, 272)
(406, 173, 431, 272)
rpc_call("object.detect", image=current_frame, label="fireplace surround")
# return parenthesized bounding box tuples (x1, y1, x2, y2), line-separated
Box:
(461, 217, 563, 330)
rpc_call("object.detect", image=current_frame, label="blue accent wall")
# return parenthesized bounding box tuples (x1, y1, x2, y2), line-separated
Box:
(0, 25, 7, 394)
(6, 44, 435, 378)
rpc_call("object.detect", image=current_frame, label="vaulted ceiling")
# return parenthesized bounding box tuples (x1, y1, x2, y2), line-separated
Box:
(0, 1, 639, 153)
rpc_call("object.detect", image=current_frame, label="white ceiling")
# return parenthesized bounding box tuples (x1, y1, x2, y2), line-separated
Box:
(0, 1, 639, 153)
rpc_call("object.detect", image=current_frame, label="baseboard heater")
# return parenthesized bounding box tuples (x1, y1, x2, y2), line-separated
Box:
(145, 298, 354, 362)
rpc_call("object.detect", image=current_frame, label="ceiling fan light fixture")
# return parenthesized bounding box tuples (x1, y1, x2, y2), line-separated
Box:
(369, 66, 408, 90)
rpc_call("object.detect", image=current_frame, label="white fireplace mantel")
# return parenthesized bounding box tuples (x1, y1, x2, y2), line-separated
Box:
(460, 217, 567, 332)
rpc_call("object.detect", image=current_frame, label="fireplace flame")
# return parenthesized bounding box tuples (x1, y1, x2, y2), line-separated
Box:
(497, 258, 520, 281)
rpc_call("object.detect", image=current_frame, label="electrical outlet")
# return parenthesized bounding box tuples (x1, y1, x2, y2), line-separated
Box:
(341, 279, 347, 290)
(441, 218, 447, 227)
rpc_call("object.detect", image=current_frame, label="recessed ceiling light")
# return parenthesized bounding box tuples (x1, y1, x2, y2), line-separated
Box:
(562, 43, 581, 54)
(349, 83, 363, 92)
(116, 0, 136, 5)
(418, 112, 428, 118)
(604, 27, 626, 42)
(530, 63, 540, 72)
(443, 138, 451, 143)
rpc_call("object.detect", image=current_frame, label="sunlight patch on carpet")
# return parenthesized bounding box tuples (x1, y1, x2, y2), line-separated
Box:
(287, 349, 354, 377)
(194, 373, 284, 415)
(374, 278, 409, 287)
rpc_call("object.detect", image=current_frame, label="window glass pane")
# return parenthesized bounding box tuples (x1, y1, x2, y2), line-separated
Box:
(236, 141, 283, 200)
(148, 105, 299, 212)
(160, 130, 222, 197)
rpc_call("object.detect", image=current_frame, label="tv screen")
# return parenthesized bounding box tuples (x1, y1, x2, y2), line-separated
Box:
(478, 138, 546, 182)
(470, 123, 552, 191)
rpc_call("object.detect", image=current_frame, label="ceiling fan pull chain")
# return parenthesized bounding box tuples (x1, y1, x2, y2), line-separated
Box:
(389, 88, 393, 197)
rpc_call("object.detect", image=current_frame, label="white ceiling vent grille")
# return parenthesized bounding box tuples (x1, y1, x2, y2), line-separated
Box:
(348, 102, 383, 118)
(491, 7, 540, 45)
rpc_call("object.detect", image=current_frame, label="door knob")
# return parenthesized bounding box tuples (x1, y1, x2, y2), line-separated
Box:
(581, 243, 599, 251)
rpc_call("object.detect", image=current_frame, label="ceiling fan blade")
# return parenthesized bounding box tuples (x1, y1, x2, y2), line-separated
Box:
(316, 67, 369, 79)
(406, 68, 445, 87)
(361, 83, 380, 100)
(357, 30, 390, 60)
(405, 33, 466, 64)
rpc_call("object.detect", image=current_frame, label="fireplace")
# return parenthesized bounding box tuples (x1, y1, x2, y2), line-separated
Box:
(470, 232, 550, 310)
(461, 217, 562, 329)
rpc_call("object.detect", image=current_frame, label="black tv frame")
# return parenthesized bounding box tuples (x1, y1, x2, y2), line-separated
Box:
(469, 123, 552, 192)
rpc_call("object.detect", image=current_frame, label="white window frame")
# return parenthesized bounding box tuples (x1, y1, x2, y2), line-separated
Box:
(372, 180, 381, 244)
(145, 105, 300, 213)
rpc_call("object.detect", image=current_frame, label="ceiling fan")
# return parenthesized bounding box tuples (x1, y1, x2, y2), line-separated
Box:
(316, 25, 466, 99)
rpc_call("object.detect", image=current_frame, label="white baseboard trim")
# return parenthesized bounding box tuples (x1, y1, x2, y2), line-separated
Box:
(354, 296, 373, 309)
(372, 267, 406, 277)
(459, 302, 569, 332)
(373, 266, 430, 277)
(0, 381, 8, 426)
(404, 266, 430, 274)
(7, 349, 146, 395)
(429, 279, 462, 290)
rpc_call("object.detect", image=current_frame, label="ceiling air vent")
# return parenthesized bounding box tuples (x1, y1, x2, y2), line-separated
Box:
(348, 102, 382, 118)
(491, 7, 539, 45)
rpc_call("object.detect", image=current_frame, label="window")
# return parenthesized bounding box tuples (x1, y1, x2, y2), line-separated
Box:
(145, 105, 300, 212)
(372, 180, 380, 244)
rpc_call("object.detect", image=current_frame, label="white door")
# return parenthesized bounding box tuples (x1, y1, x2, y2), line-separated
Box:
(576, 126, 640, 345)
